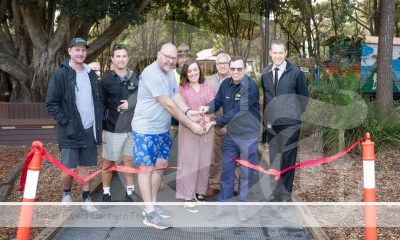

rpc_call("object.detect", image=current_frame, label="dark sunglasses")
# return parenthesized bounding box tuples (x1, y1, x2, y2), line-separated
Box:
(230, 67, 244, 72)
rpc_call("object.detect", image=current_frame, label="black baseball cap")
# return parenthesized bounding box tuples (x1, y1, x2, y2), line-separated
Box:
(69, 37, 89, 48)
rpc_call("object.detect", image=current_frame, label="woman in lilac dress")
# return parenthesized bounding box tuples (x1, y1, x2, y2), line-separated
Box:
(176, 58, 215, 213)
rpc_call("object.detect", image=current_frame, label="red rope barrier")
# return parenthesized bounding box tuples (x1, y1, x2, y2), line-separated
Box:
(19, 146, 177, 191)
(20, 136, 366, 191)
(234, 159, 281, 180)
(76, 165, 176, 189)
(235, 136, 366, 180)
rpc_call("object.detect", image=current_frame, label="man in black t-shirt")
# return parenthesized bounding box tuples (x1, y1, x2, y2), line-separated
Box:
(100, 44, 140, 203)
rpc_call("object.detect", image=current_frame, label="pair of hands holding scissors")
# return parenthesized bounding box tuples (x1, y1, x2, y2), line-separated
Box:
(187, 106, 216, 134)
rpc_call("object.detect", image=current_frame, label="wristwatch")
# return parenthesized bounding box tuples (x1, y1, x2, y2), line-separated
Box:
(184, 108, 191, 116)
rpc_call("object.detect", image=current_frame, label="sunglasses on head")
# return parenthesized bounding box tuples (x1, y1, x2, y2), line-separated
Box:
(178, 47, 190, 54)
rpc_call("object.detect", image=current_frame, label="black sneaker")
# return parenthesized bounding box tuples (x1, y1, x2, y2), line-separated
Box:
(195, 194, 206, 202)
(125, 191, 141, 202)
(102, 193, 111, 202)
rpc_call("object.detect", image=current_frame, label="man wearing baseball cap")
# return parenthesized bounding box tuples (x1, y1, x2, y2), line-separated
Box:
(45, 37, 102, 214)
(69, 37, 90, 48)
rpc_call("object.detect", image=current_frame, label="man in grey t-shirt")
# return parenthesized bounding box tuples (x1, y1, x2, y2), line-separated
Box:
(45, 38, 102, 214)
(132, 43, 204, 230)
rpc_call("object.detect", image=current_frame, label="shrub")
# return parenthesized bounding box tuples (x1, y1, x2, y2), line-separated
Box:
(302, 73, 400, 155)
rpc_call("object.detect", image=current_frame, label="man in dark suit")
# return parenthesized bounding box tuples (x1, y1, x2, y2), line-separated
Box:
(261, 39, 309, 202)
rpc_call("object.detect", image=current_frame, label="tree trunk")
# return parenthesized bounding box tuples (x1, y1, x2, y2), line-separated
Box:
(9, 76, 31, 102)
(0, 51, 34, 102)
(330, 0, 338, 39)
(300, 0, 314, 58)
(376, 0, 394, 117)
(395, 1, 400, 37)
(30, 50, 62, 102)
(308, 0, 320, 59)
(0, 72, 11, 101)
(373, 0, 380, 35)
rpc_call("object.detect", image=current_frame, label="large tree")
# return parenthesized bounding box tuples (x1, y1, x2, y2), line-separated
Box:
(0, 0, 150, 102)
(376, 0, 395, 117)
(185, 0, 263, 58)
(346, 0, 380, 35)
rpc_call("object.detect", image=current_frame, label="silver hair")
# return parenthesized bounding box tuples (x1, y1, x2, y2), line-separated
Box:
(216, 52, 231, 62)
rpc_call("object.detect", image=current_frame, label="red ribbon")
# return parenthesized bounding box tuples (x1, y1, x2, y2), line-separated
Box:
(235, 137, 366, 180)
(76, 165, 176, 189)
(234, 159, 281, 180)
(19, 146, 177, 191)
(200, 113, 206, 131)
(19, 148, 36, 191)
(20, 136, 365, 192)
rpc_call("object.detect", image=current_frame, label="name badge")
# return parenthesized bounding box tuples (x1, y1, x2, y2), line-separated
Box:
(127, 82, 136, 90)
(235, 93, 241, 101)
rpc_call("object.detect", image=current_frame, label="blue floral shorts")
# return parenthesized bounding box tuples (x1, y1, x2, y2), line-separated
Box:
(132, 131, 172, 166)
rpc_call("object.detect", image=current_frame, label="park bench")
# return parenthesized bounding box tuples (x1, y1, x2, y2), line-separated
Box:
(0, 102, 57, 145)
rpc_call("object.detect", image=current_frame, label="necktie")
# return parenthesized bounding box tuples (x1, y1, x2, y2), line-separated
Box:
(274, 67, 279, 94)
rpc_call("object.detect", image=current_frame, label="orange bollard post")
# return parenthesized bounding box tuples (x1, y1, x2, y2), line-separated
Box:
(16, 141, 43, 240)
(362, 133, 377, 240)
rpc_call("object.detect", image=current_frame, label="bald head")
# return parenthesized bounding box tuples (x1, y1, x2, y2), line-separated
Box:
(157, 42, 178, 72)
(160, 43, 177, 53)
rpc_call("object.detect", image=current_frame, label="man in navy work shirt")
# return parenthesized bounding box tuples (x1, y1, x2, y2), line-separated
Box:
(200, 56, 260, 222)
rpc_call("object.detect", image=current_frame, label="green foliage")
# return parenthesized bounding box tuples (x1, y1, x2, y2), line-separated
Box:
(345, 104, 400, 152)
(59, 0, 107, 19)
(303, 73, 400, 155)
(189, 0, 262, 40)
(164, 0, 207, 28)
(108, 1, 143, 23)
(308, 72, 361, 101)
(247, 69, 257, 82)
(59, 0, 143, 23)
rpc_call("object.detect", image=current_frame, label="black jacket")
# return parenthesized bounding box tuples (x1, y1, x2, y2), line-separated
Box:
(101, 70, 139, 133)
(45, 60, 103, 148)
(261, 61, 309, 126)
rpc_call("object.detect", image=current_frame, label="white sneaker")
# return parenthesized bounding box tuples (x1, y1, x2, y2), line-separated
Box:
(142, 206, 173, 218)
(184, 200, 198, 213)
(62, 193, 73, 209)
(81, 197, 100, 213)
(143, 211, 171, 230)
